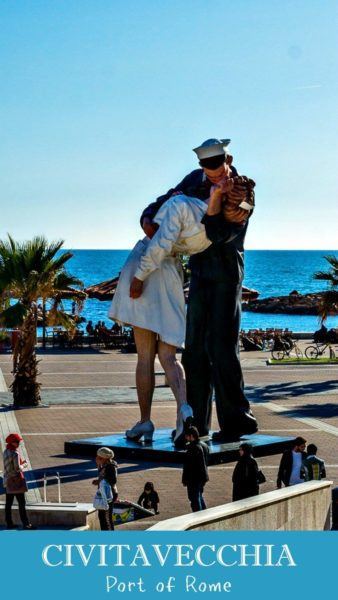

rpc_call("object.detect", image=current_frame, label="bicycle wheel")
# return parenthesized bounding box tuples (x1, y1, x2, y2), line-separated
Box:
(305, 345, 318, 359)
(271, 349, 285, 360)
(295, 346, 303, 359)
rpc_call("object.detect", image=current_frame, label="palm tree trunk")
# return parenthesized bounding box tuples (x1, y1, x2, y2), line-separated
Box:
(42, 299, 46, 349)
(11, 309, 41, 407)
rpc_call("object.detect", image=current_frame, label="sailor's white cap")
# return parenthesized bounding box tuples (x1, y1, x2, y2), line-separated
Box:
(193, 138, 231, 160)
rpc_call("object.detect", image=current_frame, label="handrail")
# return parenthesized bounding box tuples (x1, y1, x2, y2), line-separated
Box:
(43, 471, 61, 503)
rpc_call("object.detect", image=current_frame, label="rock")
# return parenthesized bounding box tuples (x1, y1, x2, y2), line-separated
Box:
(242, 292, 334, 316)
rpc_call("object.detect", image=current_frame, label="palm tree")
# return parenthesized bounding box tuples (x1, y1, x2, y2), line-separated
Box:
(0, 235, 85, 407)
(314, 255, 338, 322)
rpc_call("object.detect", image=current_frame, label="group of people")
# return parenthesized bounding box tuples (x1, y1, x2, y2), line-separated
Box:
(181, 427, 263, 511)
(109, 137, 258, 445)
(86, 320, 123, 337)
(2, 431, 327, 529)
(2, 434, 160, 531)
(277, 437, 326, 488)
(182, 432, 327, 512)
(240, 328, 294, 352)
(313, 324, 338, 344)
(91, 445, 159, 531)
(91, 432, 328, 526)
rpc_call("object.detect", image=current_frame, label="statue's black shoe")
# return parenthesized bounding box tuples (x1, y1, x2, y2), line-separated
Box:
(212, 412, 258, 442)
(212, 430, 241, 443)
(236, 411, 258, 435)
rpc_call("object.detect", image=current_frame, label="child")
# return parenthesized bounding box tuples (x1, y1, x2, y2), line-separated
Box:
(137, 482, 160, 514)
(92, 447, 118, 530)
(3, 433, 35, 529)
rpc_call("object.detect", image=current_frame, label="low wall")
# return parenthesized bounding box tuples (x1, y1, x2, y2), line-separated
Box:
(149, 481, 332, 531)
(0, 502, 99, 530)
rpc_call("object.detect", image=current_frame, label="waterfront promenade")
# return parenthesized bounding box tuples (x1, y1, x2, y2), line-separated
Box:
(0, 345, 337, 530)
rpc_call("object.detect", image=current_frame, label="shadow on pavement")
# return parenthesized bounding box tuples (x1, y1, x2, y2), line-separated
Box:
(280, 403, 338, 419)
(0, 459, 179, 495)
(247, 379, 338, 401)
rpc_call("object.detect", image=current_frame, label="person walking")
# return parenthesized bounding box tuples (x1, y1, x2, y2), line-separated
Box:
(182, 426, 209, 512)
(232, 443, 264, 501)
(277, 437, 307, 488)
(92, 447, 118, 531)
(303, 444, 326, 481)
(3, 433, 35, 530)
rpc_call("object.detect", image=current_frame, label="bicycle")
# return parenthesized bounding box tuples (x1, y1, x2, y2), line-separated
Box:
(305, 342, 336, 360)
(271, 338, 303, 361)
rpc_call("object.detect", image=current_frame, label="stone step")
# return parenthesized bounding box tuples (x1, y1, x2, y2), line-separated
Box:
(0, 501, 98, 530)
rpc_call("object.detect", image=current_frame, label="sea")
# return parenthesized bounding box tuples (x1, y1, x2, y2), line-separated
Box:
(58, 250, 338, 334)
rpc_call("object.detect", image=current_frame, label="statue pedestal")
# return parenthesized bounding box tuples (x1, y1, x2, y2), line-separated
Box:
(64, 429, 294, 465)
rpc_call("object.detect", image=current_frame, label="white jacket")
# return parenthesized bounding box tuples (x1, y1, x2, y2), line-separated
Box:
(134, 194, 211, 281)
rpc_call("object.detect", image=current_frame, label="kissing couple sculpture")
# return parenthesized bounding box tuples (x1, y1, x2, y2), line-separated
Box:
(109, 138, 258, 448)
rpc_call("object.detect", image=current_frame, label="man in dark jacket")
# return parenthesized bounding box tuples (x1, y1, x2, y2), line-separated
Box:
(232, 442, 260, 501)
(277, 437, 307, 488)
(138, 138, 258, 441)
(182, 426, 209, 512)
(303, 444, 326, 481)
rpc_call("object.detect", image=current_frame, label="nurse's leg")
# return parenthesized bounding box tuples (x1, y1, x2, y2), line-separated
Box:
(157, 341, 192, 444)
(158, 341, 186, 406)
(133, 326, 157, 421)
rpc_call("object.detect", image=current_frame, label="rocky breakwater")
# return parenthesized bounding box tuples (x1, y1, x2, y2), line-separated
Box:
(242, 290, 336, 316)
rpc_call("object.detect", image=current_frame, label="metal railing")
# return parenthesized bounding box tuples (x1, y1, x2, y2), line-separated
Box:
(43, 471, 61, 503)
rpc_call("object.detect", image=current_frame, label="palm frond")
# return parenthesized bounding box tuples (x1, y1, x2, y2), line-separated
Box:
(314, 255, 338, 289)
(323, 255, 338, 270)
(47, 307, 78, 332)
(44, 251, 73, 272)
(0, 302, 28, 328)
(0, 235, 82, 301)
(53, 271, 84, 291)
(317, 290, 338, 322)
(314, 271, 335, 281)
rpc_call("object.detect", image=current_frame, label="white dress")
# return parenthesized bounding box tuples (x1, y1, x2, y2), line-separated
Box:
(108, 195, 211, 348)
(108, 239, 185, 347)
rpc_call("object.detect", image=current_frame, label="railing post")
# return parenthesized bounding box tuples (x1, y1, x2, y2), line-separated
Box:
(42, 472, 62, 503)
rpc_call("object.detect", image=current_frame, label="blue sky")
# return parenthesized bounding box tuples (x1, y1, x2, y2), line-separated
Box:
(0, 0, 337, 249)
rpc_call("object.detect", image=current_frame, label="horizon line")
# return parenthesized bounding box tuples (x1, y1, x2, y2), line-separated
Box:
(64, 247, 338, 252)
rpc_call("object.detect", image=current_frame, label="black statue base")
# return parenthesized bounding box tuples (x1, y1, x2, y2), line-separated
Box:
(64, 429, 294, 465)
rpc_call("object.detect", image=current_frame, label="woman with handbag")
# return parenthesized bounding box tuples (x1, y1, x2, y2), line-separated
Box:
(232, 443, 266, 502)
(3, 433, 35, 529)
(92, 447, 118, 531)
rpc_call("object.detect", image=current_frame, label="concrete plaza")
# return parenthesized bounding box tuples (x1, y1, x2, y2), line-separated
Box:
(0, 345, 337, 530)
